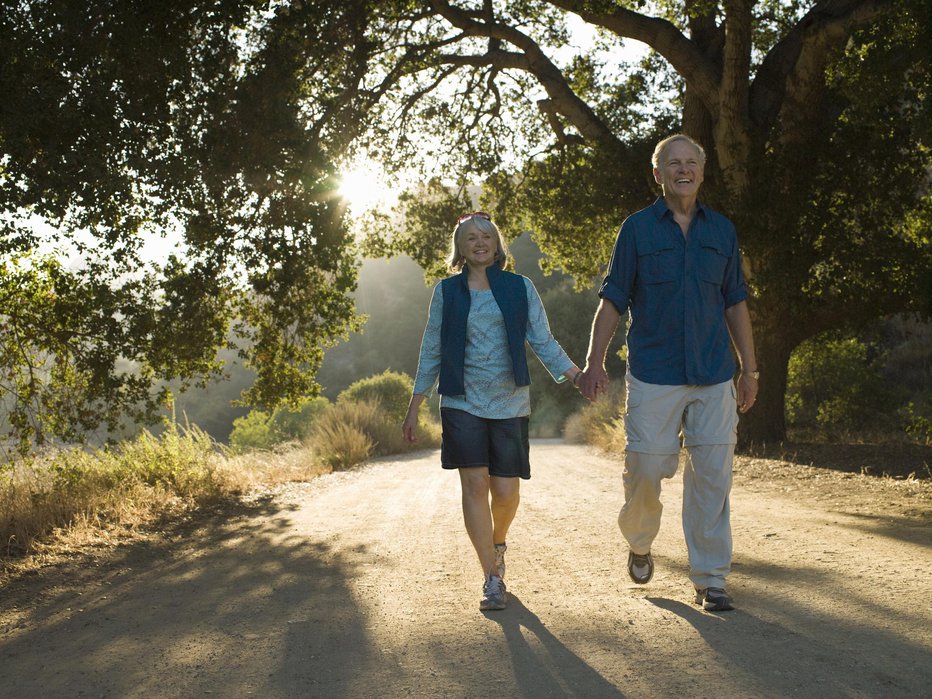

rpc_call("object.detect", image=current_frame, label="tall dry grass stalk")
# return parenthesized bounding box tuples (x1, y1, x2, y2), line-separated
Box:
(310, 399, 441, 471)
(563, 382, 627, 452)
(0, 424, 235, 559)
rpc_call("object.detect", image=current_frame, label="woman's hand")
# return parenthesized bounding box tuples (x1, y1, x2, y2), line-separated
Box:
(402, 409, 419, 443)
(402, 393, 427, 443)
(577, 365, 608, 402)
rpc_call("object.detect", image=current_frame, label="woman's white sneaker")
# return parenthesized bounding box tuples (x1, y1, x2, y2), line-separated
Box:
(480, 574, 507, 611)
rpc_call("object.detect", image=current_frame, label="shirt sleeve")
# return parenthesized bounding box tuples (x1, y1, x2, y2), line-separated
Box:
(412, 282, 443, 396)
(722, 225, 749, 308)
(523, 277, 575, 382)
(598, 220, 637, 315)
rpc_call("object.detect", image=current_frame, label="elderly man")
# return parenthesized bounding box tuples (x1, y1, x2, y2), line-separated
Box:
(580, 134, 758, 611)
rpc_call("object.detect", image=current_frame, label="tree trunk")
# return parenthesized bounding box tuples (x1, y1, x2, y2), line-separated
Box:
(737, 322, 795, 447)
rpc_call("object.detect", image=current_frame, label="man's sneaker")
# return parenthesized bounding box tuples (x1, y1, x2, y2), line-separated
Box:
(695, 587, 734, 611)
(494, 543, 507, 578)
(627, 551, 654, 584)
(480, 574, 507, 611)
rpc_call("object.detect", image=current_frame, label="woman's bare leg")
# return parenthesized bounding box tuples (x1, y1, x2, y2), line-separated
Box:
(459, 468, 497, 576)
(490, 476, 520, 545)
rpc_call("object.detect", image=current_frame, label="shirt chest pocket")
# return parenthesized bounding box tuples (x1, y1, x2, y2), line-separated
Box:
(698, 242, 728, 284)
(637, 239, 678, 284)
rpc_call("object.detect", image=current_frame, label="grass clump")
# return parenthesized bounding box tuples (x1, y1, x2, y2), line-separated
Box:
(1, 423, 235, 558)
(311, 399, 441, 471)
(563, 382, 627, 452)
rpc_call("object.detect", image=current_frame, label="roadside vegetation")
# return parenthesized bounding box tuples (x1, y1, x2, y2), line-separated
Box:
(3, 329, 929, 571)
(1, 371, 440, 567)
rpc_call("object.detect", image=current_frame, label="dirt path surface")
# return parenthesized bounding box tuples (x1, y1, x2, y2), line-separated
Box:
(1, 441, 930, 698)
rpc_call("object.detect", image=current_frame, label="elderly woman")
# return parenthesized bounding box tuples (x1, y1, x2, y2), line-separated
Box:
(402, 212, 583, 611)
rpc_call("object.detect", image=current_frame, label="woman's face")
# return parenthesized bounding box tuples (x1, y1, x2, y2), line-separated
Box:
(459, 224, 497, 269)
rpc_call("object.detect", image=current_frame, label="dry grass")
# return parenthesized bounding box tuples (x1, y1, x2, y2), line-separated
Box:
(0, 424, 236, 560)
(1, 399, 442, 572)
(563, 383, 627, 451)
(314, 417, 376, 470)
(311, 399, 441, 470)
(219, 443, 331, 490)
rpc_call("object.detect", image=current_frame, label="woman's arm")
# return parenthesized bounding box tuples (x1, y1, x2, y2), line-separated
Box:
(523, 278, 578, 382)
(404, 284, 443, 441)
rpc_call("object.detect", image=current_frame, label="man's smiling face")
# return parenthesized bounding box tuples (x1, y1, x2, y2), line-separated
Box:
(654, 139, 705, 200)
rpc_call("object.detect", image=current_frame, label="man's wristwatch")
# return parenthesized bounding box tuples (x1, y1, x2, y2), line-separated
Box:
(743, 370, 760, 380)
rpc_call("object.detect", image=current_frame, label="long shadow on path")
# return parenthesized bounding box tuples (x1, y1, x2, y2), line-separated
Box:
(648, 590, 929, 698)
(0, 495, 374, 698)
(484, 594, 626, 699)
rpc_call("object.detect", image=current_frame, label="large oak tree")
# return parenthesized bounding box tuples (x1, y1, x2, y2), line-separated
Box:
(1, 0, 928, 450)
(368, 0, 930, 443)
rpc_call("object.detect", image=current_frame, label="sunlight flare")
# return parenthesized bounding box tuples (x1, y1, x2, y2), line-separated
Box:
(337, 162, 394, 213)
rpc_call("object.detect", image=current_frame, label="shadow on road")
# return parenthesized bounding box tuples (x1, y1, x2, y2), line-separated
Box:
(835, 511, 932, 547)
(648, 567, 930, 698)
(0, 494, 374, 697)
(484, 594, 626, 698)
(741, 441, 932, 480)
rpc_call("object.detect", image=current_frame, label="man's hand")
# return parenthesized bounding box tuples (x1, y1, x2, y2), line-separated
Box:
(578, 365, 609, 401)
(737, 373, 758, 413)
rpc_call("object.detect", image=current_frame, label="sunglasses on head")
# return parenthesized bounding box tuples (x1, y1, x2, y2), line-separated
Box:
(456, 211, 492, 224)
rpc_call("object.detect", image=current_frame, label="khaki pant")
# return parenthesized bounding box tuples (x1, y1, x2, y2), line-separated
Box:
(618, 373, 737, 589)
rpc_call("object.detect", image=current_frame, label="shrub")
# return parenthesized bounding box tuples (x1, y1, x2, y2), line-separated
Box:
(229, 396, 331, 452)
(338, 371, 413, 423)
(563, 381, 627, 452)
(269, 396, 330, 442)
(900, 401, 932, 445)
(229, 409, 277, 452)
(118, 424, 228, 498)
(786, 333, 902, 435)
(311, 398, 441, 470)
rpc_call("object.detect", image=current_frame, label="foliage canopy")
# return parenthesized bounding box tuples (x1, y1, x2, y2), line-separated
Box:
(359, 0, 931, 442)
(0, 1, 375, 453)
(1, 0, 929, 449)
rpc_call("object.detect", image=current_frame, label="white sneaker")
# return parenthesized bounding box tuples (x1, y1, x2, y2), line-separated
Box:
(480, 574, 507, 611)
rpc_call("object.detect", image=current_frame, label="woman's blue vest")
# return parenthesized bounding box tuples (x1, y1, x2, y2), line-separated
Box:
(438, 265, 530, 396)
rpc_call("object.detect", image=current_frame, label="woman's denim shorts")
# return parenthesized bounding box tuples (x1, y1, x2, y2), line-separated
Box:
(440, 408, 530, 479)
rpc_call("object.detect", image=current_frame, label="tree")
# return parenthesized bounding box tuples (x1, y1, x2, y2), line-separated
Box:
(363, 0, 930, 443)
(3, 1, 928, 451)
(0, 1, 375, 453)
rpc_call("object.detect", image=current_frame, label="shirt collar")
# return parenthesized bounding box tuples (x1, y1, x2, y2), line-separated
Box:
(650, 196, 708, 220)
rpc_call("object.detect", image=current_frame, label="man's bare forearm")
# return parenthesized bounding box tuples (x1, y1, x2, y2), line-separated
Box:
(586, 299, 621, 369)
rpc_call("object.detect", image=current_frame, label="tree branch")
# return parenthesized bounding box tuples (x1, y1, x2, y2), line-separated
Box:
(546, 0, 722, 118)
(750, 0, 888, 133)
(427, 0, 620, 146)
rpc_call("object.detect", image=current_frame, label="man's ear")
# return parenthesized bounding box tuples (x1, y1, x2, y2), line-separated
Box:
(652, 167, 662, 184)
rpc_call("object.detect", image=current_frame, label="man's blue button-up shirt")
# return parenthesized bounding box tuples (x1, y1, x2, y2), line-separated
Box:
(599, 197, 748, 386)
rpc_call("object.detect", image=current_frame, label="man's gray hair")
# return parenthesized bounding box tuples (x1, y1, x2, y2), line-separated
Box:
(652, 134, 707, 168)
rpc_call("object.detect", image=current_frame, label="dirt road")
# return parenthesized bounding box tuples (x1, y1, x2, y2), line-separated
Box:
(1, 441, 930, 698)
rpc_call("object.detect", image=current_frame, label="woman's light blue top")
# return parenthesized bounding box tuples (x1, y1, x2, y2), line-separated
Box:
(413, 276, 575, 419)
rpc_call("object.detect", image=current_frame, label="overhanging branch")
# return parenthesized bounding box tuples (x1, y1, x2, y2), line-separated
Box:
(547, 0, 722, 118)
(750, 0, 887, 132)
(428, 0, 620, 147)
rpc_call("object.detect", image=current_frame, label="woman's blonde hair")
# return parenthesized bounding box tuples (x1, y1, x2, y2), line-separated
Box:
(447, 213, 511, 272)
